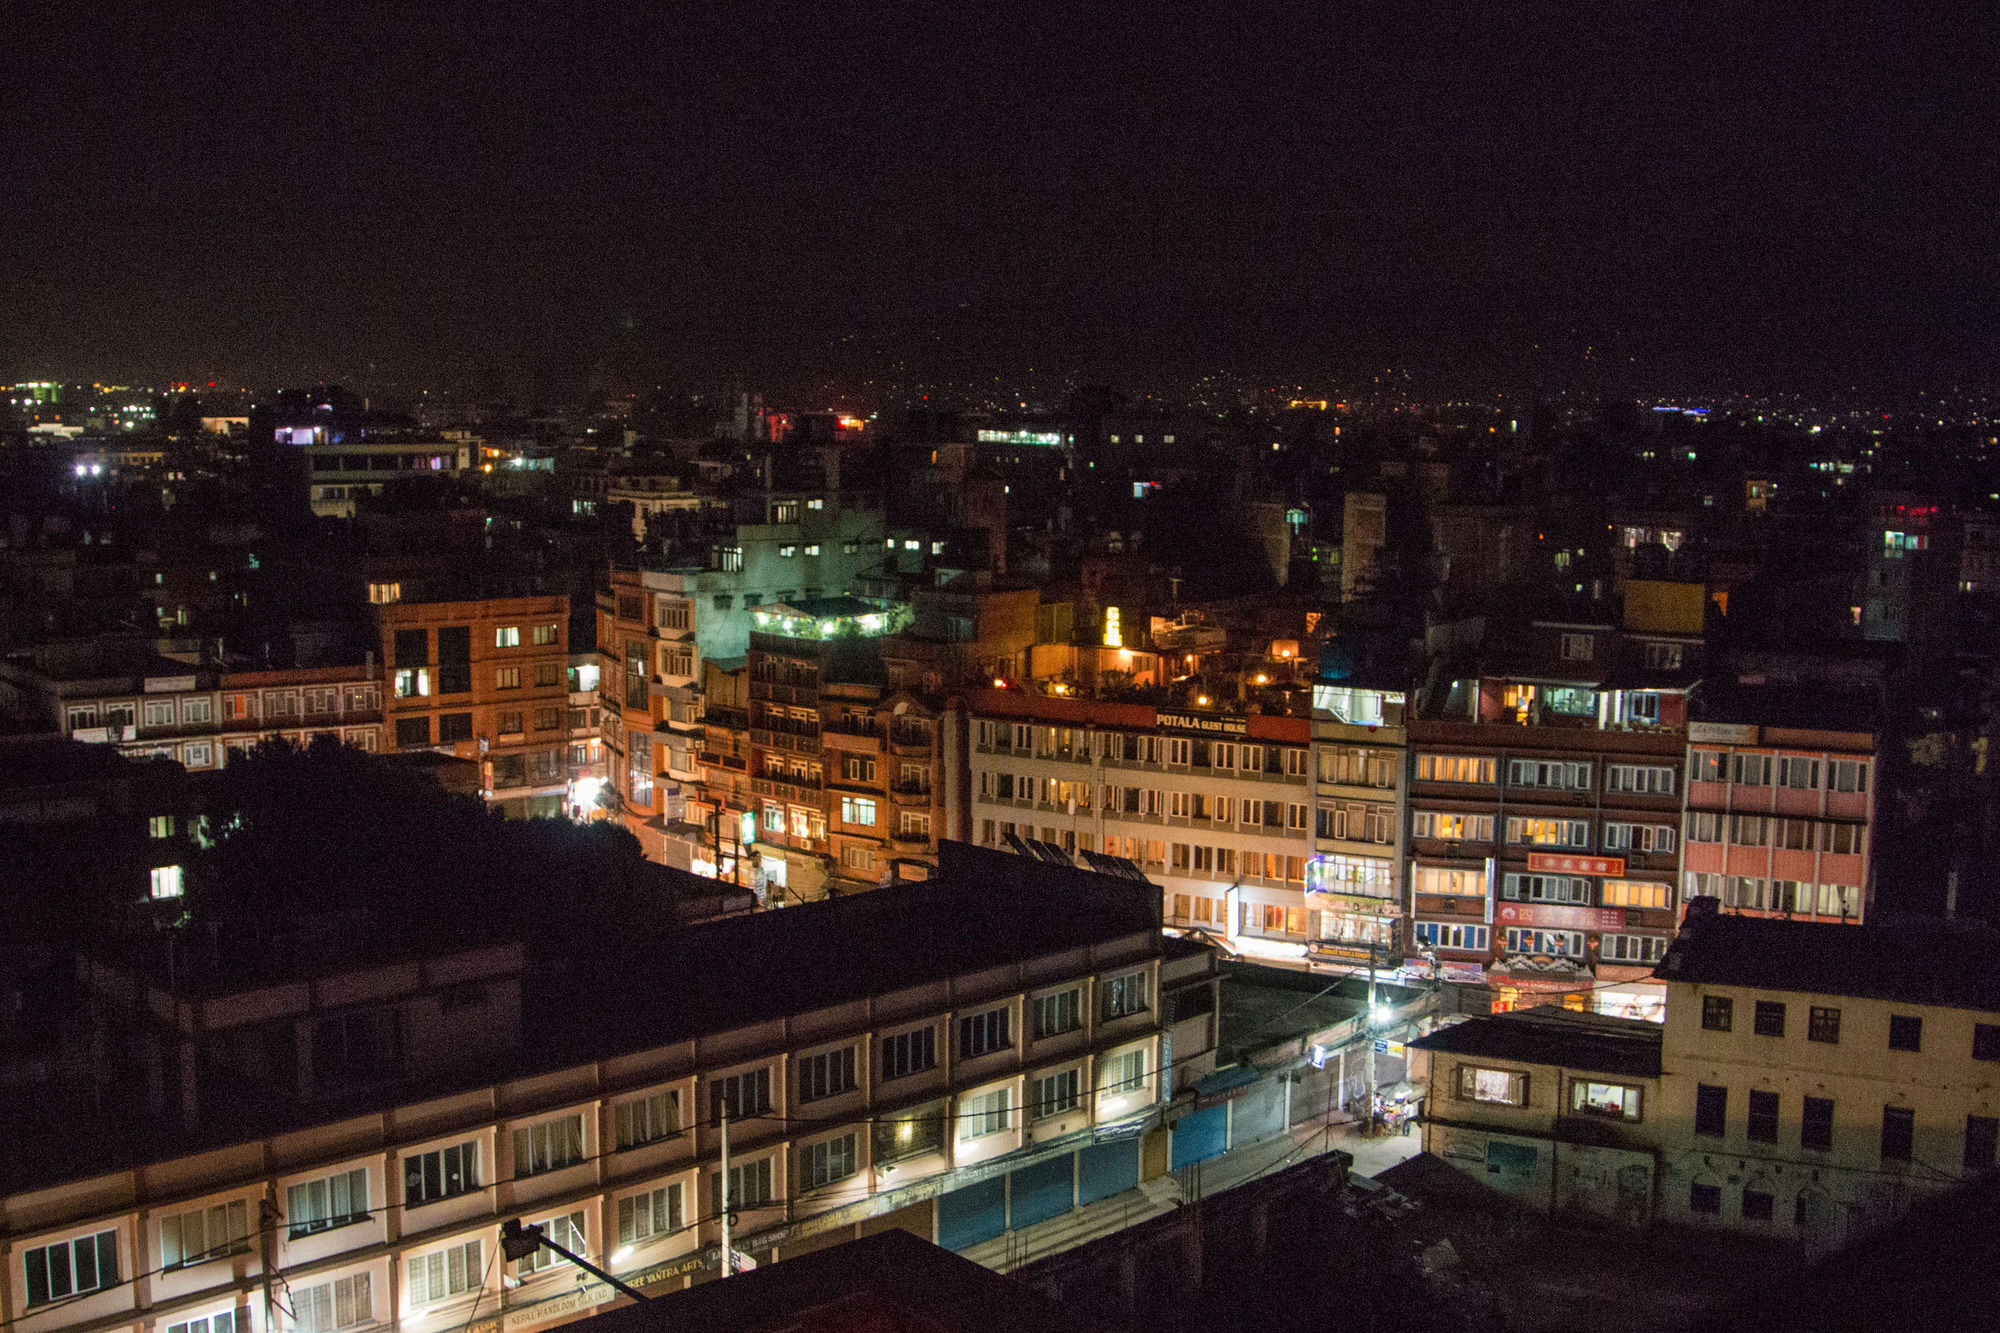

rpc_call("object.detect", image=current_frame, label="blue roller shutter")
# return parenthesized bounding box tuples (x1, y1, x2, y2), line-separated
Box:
(1077, 1140, 1140, 1204)
(1008, 1154, 1075, 1229)
(936, 1176, 1007, 1251)
(1171, 1104, 1228, 1169)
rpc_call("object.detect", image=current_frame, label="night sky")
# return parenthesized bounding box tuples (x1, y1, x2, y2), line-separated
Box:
(4, 5, 1995, 398)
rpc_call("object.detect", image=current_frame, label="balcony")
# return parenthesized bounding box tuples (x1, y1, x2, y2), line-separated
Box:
(705, 706, 750, 732)
(698, 751, 747, 771)
(889, 733, 933, 757)
(752, 777, 822, 804)
(752, 729, 822, 756)
(890, 782, 933, 806)
(749, 679, 819, 705)
(891, 830, 933, 848)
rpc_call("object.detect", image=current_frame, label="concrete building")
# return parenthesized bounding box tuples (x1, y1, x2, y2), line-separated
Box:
(955, 690, 1316, 967)
(1653, 905, 2000, 1252)
(1408, 1008, 1663, 1226)
(1338, 492, 1386, 603)
(686, 493, 885, 661)
(1407, 619, 1696, 1012)
(376, 597, 571, 817)
(1682, 719, 1876, 924)
(0, 846, 1210, 1333)
(0, 646, 382, 776)
(597, 572, 704, 862)
(1306, 681, 1408, 974)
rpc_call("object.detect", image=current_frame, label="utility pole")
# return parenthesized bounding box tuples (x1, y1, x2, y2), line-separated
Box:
(1365, 941, 1379, 1126)
(719, 1107, 732, 1278)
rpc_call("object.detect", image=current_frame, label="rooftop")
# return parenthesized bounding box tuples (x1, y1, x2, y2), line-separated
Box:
(3, 843, 1165, 1196)
(1407, 1007, 1664, 1079)
(557, 842, 1161, 1059)
(1654, 909, 2000, 1012)
(565, 1228, 1095, 1333)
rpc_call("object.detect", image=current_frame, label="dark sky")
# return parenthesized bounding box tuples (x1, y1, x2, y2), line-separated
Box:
(4, 5, 1996, 399)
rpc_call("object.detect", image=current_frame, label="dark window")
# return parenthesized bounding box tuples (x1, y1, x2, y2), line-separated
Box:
(1753, 1001, 1786, 1037)
(1802, 1096, 1834, 1150)
(435, 626, 471, 694)
(1741, 1189, 1774, 1221)
(1701, 995, 1733, 1032)
(1808, 1006, 1842, 1044)
(1690, 1182, 1721, 1214)
(437, 712, 473, 743)
(1888, 1014, 1922, 1052)
(959, 1007, 1011, 1058)
(1881, 1106, 1915, 1162)
(1974, 1024, 2000, 1062)
(1695, 1083, 1727, 1137)
(1967, 1115, 1998, 1173)
(708, 1068, 772, 1120)
(881, 1027, 937, 1080)
(798, 1047, 857, 1103)
(395, 716, 431, 747)
(393, 628, 428, 665)
(1747, 1089, 1779, 1142)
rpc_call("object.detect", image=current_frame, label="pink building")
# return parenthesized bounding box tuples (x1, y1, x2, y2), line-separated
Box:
(1681, 721, 1875, 923)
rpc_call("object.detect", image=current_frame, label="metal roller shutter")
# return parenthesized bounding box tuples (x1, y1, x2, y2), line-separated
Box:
(1232, 1075, 1287, 1145)
(1171, 1104, 1228, 1169)
(1290, 1065, 1336, 1126)
(1077, 1139, 1140, 1204)
(1007, 1153, 1076, 1229)
(936, 1176, 1007, 1251)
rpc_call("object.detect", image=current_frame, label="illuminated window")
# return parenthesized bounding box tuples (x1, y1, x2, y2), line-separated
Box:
(1457, 1066, 1525, 1106)
(150, 865, 185, 899)
(496, 626, 520, 647)
(1571, 1081, 1642, 1121)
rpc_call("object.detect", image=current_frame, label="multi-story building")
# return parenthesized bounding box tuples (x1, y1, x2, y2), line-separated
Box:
(1652, 904, 2000, 1250)
(1306, 680, 1408, 973)
(686, 660, 754, 884)
(597, 572, 705, 862)
(376, 597, 571, 817)
(0, 645, 383, 776)
(741, 599, 933, 899)
(0, 845, 1207, 1333)
(1682, 718, 1876, 924)
(678, 492, 886, 661)
(955, 690, 1317, 966)
(1408, 1007, 1664, 1225)
(819, 683, 945, 892)
(563, 651, 606, 820)
(1407, 618, 1695, 1010)
(214, 666, 384, 761)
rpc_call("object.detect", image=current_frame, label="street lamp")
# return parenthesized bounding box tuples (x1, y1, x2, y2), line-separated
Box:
(497, 1220, 649, 1304)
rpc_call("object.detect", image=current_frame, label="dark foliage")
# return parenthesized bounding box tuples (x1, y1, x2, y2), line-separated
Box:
(193, 738, 676, 954)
